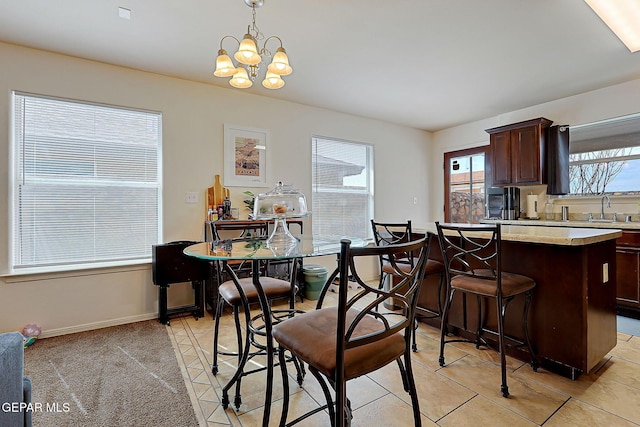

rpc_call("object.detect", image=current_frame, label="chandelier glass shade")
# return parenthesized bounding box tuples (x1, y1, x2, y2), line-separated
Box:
(214, 0, 292, 89)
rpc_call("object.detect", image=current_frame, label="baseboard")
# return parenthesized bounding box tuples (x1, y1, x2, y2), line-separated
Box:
(39, 313, 159, 339)
(617, 305, 640, 320)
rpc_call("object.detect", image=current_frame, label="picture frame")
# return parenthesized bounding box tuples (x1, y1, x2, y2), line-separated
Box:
(223, 123, 270, 187)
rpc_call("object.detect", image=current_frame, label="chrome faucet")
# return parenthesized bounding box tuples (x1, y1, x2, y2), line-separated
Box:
(600, 194, 611, 220)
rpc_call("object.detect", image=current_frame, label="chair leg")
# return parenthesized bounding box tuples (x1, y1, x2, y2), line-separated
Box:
(523, 291, 538, 372)
(402, 351, 422, 427)
(291, 354, 305, 385)
(221, 304, 251, 409)
(411, 320, 417, 352)
(378, 269, 386, 290)
(439, 289, 455, 367)
(335, 374, 347, 427)
(436, 273, 445, 319)
(412, 272, 445, 353)
(497, 296, 509, 398)
(396, 358, 409, 392)
(277, 346, 290, 427)
(232, 305, 244, 409)
(212, 296, 225, 375)
(476, 295, 483, 348)
(309, 367, 336, 427)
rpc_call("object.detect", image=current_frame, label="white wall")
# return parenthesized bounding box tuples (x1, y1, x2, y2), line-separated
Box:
(0, 42, 432, 336)
(431, 78, 640, 221)
(6, 40, 638, 336)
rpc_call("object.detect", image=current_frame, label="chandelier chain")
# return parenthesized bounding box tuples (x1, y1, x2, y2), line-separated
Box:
(250, 6, 264, 45)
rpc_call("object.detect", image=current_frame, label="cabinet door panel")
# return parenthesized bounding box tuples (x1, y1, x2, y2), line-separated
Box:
(513, 125, 541, 184)
(491, 131, 511, 185)
(616, 249, 640, 305)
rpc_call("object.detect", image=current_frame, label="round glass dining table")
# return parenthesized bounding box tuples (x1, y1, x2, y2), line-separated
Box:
(184, 236, 366, 426)
(184, 235, 367, 261)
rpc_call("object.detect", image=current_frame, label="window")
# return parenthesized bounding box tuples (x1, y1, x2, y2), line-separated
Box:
(11, 92, 161, 272)
(444, 147, 487, 223)
(569, 113, 640, 195)
(311, 137, 373, 239)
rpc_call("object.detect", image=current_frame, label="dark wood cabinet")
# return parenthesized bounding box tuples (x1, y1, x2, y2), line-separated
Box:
(486, 118, 552, 186)
(616, 230, 640, 317)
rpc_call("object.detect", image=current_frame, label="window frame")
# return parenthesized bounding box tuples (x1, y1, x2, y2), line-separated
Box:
(443, 146, 488, 223)
(9, 91, 163, 274)
(311, 136, 374, 240)
(568, 112, 640, 196)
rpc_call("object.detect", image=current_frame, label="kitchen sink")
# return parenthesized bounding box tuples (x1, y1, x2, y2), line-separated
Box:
(589, 219, 615, 223)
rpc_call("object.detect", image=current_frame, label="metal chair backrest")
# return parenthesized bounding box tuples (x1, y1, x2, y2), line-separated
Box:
(211, 220, 269, 241)
(370, 220, 414, 267)
(435, 221, 502, 287)
(335, 236, 430, 353)
(210, 221, 270, 280)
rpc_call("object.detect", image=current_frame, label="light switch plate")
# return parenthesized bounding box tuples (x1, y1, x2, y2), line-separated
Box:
(185, 192, 199, 204)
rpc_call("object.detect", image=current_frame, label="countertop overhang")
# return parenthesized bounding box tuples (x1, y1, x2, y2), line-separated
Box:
(415, 223, 621, 246)
(482, 218, 640, 230)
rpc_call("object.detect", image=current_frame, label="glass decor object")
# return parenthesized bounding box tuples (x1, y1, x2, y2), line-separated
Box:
(253, 181, 309, 254)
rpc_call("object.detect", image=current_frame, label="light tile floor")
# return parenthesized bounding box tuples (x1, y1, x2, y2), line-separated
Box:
(166, 292, 640, 426)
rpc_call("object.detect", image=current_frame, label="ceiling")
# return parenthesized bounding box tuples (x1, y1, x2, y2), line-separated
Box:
(1, 0, 639, 132)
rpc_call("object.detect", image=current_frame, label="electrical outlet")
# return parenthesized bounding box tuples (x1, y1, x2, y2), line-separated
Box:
(185, 192, 199, 204)
(602, 262, 609, 283)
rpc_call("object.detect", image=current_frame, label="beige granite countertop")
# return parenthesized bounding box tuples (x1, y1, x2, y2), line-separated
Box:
(481, 218, 640, 230)
(415, 223, 622, 246)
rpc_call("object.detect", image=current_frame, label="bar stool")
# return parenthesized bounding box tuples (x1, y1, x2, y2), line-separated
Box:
(371, 220, 445, 352)
(435, 222, 537, 397)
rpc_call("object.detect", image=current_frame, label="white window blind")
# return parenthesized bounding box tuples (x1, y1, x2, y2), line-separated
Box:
(311, 137, 373, 239)
(11, 92, 161, 272)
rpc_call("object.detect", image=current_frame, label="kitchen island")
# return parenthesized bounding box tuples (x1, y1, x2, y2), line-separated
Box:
(415, 224, 622, 379)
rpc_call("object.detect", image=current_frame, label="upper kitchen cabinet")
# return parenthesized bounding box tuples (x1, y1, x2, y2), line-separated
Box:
(486, 118, 553, 187)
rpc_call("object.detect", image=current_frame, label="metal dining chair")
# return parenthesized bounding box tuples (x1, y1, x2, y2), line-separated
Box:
(273, 236, 430, 426)
(209, 220, 300, 409)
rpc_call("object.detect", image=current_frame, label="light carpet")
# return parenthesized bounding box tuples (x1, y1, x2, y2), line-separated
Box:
(23, 320, 199, 427)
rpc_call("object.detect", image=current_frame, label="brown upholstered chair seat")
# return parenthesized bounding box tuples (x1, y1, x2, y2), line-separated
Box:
(424, 259, 445, 275)
(381, 262, 411, 275)
(219, 276, 292, 306)
(451, 269, 535, 298)
(382, 259, 444, 276)
(272, 307, 405, 380)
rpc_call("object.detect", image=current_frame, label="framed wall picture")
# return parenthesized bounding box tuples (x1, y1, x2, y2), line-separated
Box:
(223, 123, 270, 187)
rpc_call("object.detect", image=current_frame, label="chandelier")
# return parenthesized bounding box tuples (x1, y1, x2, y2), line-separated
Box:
(213, 0, 292, 89)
